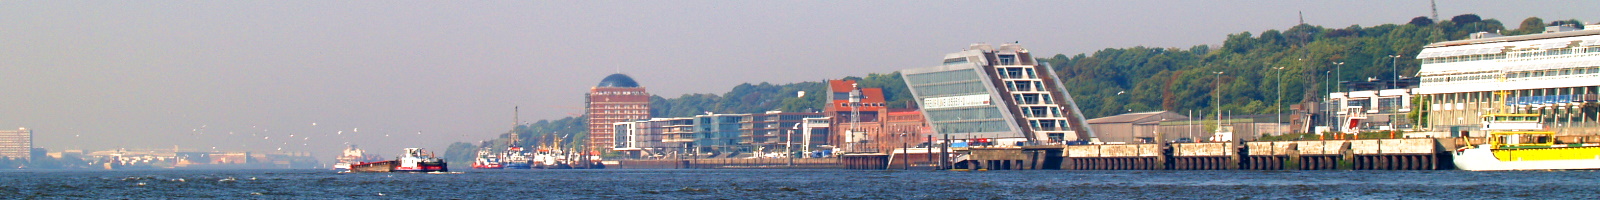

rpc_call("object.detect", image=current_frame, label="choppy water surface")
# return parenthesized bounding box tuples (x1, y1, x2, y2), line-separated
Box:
(2, 169, 1598, 199)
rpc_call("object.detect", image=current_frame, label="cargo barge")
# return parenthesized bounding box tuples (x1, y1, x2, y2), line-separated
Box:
(350, 148, 448, 173)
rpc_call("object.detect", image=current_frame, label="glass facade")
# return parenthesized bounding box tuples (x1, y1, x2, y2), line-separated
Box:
(693, 114, 747, 153)
(905, 65, 1017, 139)
(903, 44, 1093, 143)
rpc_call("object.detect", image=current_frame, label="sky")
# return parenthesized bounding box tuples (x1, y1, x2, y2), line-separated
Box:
(2, 1, 1595, 158)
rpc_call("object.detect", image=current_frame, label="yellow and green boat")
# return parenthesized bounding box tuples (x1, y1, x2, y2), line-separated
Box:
(1452, 113, 1600, 171)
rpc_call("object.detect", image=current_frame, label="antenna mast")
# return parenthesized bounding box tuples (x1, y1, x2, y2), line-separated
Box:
(848, 83, 862, 151)
(1431, 0, 1439, 22)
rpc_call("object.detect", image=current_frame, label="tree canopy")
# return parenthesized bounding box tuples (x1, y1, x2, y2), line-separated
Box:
(1044, 14, 1566, 119)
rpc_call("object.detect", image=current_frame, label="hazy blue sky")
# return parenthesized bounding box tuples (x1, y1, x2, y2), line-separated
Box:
(2, 1, 1594, 157)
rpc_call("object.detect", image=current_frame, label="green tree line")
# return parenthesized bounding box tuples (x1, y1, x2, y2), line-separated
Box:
(449, 14, 1586, 157)
(1045, 15, 1584, 119)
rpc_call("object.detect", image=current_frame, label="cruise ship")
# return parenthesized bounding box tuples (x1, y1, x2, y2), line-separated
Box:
(1413, 24, 1600, 136)
(1413, 24, 1600, 170)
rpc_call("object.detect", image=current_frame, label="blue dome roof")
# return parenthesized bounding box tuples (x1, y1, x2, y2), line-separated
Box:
(596, 74, 640, 88)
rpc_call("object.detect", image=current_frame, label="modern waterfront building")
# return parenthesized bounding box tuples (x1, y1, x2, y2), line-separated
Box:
(741, 111, 824, 155)
(901, 43, 1096, 145)
(693, 113, 748, 154)
(0, 127, 31, 160)
(612, 117, 693, 158)
(1412, 25, 1600, 136)
(586, 74, 651, 152)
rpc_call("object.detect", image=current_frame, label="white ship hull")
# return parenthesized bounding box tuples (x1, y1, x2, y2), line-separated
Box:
(1453, 148, 1600, 171)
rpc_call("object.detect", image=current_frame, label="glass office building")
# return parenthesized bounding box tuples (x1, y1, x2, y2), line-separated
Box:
(901, 44, 1095, 144)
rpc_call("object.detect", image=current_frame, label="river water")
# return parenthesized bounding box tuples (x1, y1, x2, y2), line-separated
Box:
(2, 169, 1597, 199)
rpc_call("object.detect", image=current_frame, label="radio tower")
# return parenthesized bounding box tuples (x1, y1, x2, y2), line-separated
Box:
(848, 83, 862, 152)
(1431, 0, 1438, 22)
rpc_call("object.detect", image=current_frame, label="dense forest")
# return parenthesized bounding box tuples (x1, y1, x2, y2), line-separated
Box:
(1047, 15, 1584, 119)
(448, 15, 1589, 159)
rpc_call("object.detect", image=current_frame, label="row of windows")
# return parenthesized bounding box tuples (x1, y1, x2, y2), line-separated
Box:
(591, 91, 647, 95)
(1509, 66, 1600, 78)
(1422, 53, 1506, 64)
(1021, 106, 1064, 118)
(996, 67, 1038, 79)
(906, 69, 981, 85)
(593, 109, 646, 114)
(943, 57, 970, 65)
(996, 54, 1018, 65)
(840, 103, 885, 107)
(932, 120, 1011, 133)
(1012, 93, 1054, 105)
(913, 81, 990, 97)
(925, 107, 1005, 122)
(1422, 46, 1600, 64)
(1422, 66, 1600, 83)
(592, 104, 646, 109)
(1004, 80, 1045, 92)
(1028, 119, 1070, 131)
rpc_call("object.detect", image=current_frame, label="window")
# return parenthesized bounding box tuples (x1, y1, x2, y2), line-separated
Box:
(997, 54, 1017, 65)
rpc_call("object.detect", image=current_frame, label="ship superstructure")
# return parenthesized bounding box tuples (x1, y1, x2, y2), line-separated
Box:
(332, 145, 382, 170)
(1413, 25, 1600, 136)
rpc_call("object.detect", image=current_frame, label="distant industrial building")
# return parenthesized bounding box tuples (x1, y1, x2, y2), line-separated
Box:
(824, 79, 889, 152)
(1086, 111, 1189, 144)
(901, 44, 1095, 145)
(0, 127, 30, 160)
(586, 74, 651, 152)
(1149, 116, 1287, 142)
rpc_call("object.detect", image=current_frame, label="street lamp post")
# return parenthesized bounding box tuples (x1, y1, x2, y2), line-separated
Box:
(1388, 55, 1402, 134)
(1274, 65, 1285, 136)
(1330, 61, 1345, 137)
(1324, 70, 1331, 139)
(1389, 55, 1402, 89)
(1213, 71, 1224, 142)
(1332, 62, 1345, 92)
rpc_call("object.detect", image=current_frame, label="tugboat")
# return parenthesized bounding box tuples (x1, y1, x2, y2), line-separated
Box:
(502, 141, 533, 169)
(472, 145, 503, 169)
(1453, 84, 1600, 171)
(332, 145, 382, 171)
(532, 148, 568, 169)
(350, 148, 448, 173)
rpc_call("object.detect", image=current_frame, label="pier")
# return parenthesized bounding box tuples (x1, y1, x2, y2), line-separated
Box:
(611, 138, 1462, 170)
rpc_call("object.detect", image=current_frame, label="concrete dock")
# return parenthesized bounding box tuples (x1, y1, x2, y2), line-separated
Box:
(962, 138, 1453, 171)
(613, 138, 1456, 170)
